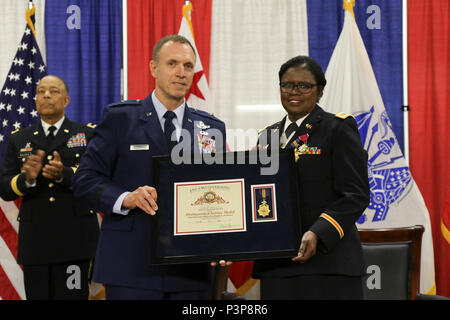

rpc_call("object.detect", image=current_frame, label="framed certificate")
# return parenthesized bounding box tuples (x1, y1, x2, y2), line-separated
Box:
(151, 149, 301, 265)
(174, 179, 247, 236)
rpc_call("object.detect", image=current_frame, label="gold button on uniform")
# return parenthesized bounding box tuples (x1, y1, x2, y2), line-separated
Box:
(47, 155, 53, 161)
(49, 197, 55, 203)
(48, 183, 54, 188)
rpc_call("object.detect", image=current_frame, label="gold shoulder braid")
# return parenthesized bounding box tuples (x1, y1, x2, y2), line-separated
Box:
(335, 112, 354, 119)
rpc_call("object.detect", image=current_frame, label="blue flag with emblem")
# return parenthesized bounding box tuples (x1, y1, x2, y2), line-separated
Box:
(0, 7, 47, 168)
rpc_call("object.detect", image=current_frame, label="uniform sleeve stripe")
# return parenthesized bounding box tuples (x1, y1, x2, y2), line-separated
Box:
(10, 174, 24, 197)
(320, 213, 344, 239)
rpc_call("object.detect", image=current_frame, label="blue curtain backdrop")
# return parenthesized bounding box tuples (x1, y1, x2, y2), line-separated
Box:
(45, 0, 122, 125)
(307, 0, 404, 152)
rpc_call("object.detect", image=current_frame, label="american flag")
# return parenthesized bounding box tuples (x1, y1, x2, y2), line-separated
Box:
(0, 8, 47, 300)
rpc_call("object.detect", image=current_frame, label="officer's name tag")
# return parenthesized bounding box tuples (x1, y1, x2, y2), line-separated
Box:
(130, 144, 149, 151)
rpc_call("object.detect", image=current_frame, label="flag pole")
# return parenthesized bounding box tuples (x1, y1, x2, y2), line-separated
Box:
(122, 0, 128, 101)
(402, 0, 409, 164)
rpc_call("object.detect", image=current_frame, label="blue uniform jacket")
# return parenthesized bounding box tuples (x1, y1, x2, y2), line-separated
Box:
(72, 94, 226, 291)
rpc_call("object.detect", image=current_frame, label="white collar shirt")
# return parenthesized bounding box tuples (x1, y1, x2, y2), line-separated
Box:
(41, 116, 65, 137)
(151, 91, 186, 142)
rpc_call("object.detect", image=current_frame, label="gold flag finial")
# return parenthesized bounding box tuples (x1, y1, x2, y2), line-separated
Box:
(343, 0, 355, 19)
(182, 1, 195, 40)
(25, 5, 37, 40)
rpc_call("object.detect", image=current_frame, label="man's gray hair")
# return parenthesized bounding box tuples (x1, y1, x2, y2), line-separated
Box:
(152, 34, 196, 63)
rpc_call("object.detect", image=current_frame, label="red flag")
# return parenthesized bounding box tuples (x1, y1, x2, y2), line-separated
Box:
(228, 261, 259, 296)
(408, 0, 450, 296)
(438, 191, 450, 296)
(127, 0, 211, 100)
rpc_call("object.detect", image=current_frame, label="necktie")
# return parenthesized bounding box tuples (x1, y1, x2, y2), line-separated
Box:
(163, 111, 177, 152)
(47, 126, 56, 148)
(284, 122, 298, 140)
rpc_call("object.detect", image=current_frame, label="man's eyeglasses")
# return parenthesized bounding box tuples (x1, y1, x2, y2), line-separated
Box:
(280, 82, 318, 94)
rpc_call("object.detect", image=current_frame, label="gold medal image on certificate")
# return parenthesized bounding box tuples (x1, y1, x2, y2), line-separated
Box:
(174, 179, 246, 236)
(251, 184, 277, 223)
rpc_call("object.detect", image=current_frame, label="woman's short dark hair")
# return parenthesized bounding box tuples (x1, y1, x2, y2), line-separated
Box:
(278, 55, 327, 88)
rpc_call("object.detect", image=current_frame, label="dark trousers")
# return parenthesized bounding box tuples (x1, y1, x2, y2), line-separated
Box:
(260, 274, 363, 300)
(23, 260, 90, 300)
(105, 285, 209, 300)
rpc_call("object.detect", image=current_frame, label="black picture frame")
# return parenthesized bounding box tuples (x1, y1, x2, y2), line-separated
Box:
(150, 149, 301, 265)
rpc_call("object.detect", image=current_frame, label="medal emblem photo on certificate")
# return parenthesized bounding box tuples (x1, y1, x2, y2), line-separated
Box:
(251, 184, 277, 223)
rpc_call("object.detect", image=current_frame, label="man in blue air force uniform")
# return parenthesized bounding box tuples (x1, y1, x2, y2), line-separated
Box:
(72, 35, 226, 299)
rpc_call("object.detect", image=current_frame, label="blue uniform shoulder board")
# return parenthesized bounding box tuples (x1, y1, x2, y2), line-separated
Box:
(335, 112, 354, 119)
(190, 107, 223, 123)
(108, 99, 142, 108)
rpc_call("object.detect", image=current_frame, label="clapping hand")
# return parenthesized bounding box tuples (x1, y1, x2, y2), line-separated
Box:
(42, 151, 64, 180)
(23, 150, 45, 184)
